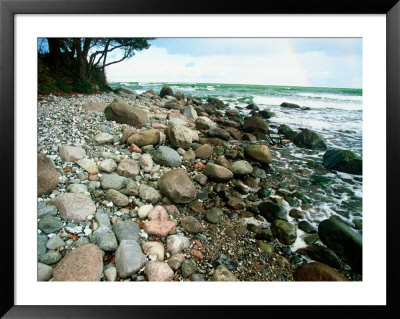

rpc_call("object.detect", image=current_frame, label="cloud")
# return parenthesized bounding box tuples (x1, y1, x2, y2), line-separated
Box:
(185, 61, 195, 68)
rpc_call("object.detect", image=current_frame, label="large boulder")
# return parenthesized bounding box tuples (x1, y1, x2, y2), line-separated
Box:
(53, 244, 103, 281)
(204, 163, 234, 182)
(293, 129, 327, 150)
(296, 245, 343, 269)
(271, 219, 297, 245)
(278, 124, 298, 140)
(322, 149, 362, 175)
(38, 153, 60, 195)
(207, 97, 225, 109)
(165, 124, 193, 150)
(258, 202, 287, 222)
(293, 262, 348, 281)
(160, 86, 173, 98)
(152, 146, 182, 167)
(318, 216, 362, 273)
(244, 145, 272, 164)
(51, 193, 95, 222)
(242, 116, 269, 134)
(104, 98, 148, 128)
(158, 168, 197, 203)
(127, 129, 160, 147)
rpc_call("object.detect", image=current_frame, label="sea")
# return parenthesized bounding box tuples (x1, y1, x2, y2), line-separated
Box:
(110, 81, 363, 247)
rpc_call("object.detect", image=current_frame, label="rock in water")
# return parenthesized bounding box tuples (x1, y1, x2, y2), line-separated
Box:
(38, 153, 60, 195)
(152, 146, 182, 167)
(115, 240, 147, 278)
(127, 129, 160, 147)
(204, 163, 234, 182)
(244, 145, 272, 164)
(293, 128, 327, 150)
(157, 168, 197, 203)
(53, 244, 103, 281)
(318, 216, 362, 273)
(51, 193, 96, 222)
(278, 124, 298, 140)
(104, 98, 148, 128)
(271, 219, 297, 245)
(165, 124, 194, 150)
(322, 149, 362, 175)
(160, 86, 173, 98)
(242, 116, 269, 134)
(258, 202, 287, 222)
(293, 262, 348, 281)
(58, 145, 86, 162)
(280, 102, 301, 109)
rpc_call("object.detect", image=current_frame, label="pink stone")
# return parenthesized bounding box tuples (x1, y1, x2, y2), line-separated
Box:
(144, 261, 174, 281)
(141, 241, 165, 261)
(148, 206, 169, 221)
(168, 254, 185, 270)
(190, 249, 204, 259)
(143, 220, 176, 237)
(129, 144, 142, 153)
(116, 158, 140, 178)
(53, 244, 103, 281)
(151, 122, 167, 130)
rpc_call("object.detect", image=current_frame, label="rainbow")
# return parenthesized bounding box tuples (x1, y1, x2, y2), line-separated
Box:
(281, 38, 310, 87)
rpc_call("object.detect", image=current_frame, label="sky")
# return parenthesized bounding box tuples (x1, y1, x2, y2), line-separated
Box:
(104, 38, 362, 88)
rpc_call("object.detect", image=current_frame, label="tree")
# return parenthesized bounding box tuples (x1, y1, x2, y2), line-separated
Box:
(41, 37, 154, 92)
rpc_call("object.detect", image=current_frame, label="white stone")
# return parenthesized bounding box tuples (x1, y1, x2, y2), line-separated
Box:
(138, 204, 153, 219)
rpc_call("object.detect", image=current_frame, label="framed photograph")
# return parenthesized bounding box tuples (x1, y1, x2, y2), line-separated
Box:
(1, 0, 399, 317)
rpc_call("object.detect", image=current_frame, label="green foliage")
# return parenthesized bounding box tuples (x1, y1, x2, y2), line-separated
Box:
(73, 79, 92, 94)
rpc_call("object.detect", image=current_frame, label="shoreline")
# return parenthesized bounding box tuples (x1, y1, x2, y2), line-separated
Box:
(37, 87, 362, 282)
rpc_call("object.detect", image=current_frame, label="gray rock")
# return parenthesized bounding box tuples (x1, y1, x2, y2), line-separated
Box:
(51, 193, 96, 222)
(94, 231, 118, 252)
(193, 173, 208, 185)
(37, 262, 53, 281)
(181, 259, 197, 278)
(181, 105, 198, 120)
(38, 233, 48, 260)
(205, 208, 221, 224)
(190, 273, 206, 281)
(100, 152, 121, 163)
(166, 234, 190, 255)
(65, 223, 83, 234)
(100, 173, 129, 190)
(95, 210, 111, 228)
(168, 118, 186, 126)
(139, 184, 162, 204)
(104, 266, 117, 281)
(46, 235, 65, 250)
(98, 159, 117, 173)
(58, 145, 86, 162)
(37, 203, 58, 218)
(207, 128, 230, 141)
(229, 160, 253, 176)
(76, 158, 98, 175)
(152, 146, 182, 167)
(115, 240, 147, 278)
(94, 132, 114, 145)
(38, 215, 63, 234)
(88, 181, 101, 191)
(39, 250, 62, 265)
(113, 220, 140, 243)
(75, 237, 90, 247)
(180, 216, 203, 233)
(106, 189, 129, 207)
(66, 183, 90, 196)
(77, 172, 89, 181)
(215, 254, 238, 271)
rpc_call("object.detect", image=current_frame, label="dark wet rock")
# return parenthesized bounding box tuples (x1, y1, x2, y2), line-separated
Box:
(258, 242, 274, 255)
(296, 245, 343, 269)
(228, 197, 246, 210)
(104, 98, 148, 128)
(281, 102, 301, 109)
(38, 233, 48, 261)
(304, 234, 320, 245)
(298, 220, 317, 234)
(293, 129, 327, 150)
(242, 116, 269, 134)
(258, 110, 275, 119)
(271, 219, 297, 245)
(205, 207, 222, 224)
(207, 97, 225, 108)
(174, 90, 185, 101)
(158, 168, 197, 204)
(278, 124, 298, 140)
(193, 173, 208, 185)
(215, 254, 238, 271)
(207, 128, 230, 141)
(322, 149, 362, 175)
(318, 216, 362, 272)
(293, 262, 348, 281)
(255, 228, 274, 241)
(160, 86, 173, 98)
(259, 202, 287, 222)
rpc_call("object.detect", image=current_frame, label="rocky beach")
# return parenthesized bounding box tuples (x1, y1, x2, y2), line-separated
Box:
(37, 85, 363, 282)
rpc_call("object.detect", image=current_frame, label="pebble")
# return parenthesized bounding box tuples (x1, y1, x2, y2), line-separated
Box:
(40, 250, 62, 265)
(138, 204, 153, 219)
(181, 258, 198, 278)
(98, 159, 117, 173)
(38, 215, 63, 234)
(37, 262, 54, 281)
(167, 254, 185, 270)
(166, 234, 190, 254)
(144, 261, 174, 281)
(180, 216, 203, 233)
(142, 241, 165, 261)
(106, 189, 129, 207)
(115, 240, 147, 278)
(104, 266, 118, 281)
(46, 235, 65, 250)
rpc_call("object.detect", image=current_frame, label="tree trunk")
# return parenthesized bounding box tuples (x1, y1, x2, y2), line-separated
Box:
(47, 38, 62, 67)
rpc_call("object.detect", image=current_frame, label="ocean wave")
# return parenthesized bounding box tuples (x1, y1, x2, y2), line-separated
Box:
(297, 92, 363, 102)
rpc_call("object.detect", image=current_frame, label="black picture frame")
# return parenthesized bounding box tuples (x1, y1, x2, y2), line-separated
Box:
(1, 0, 399, 318)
